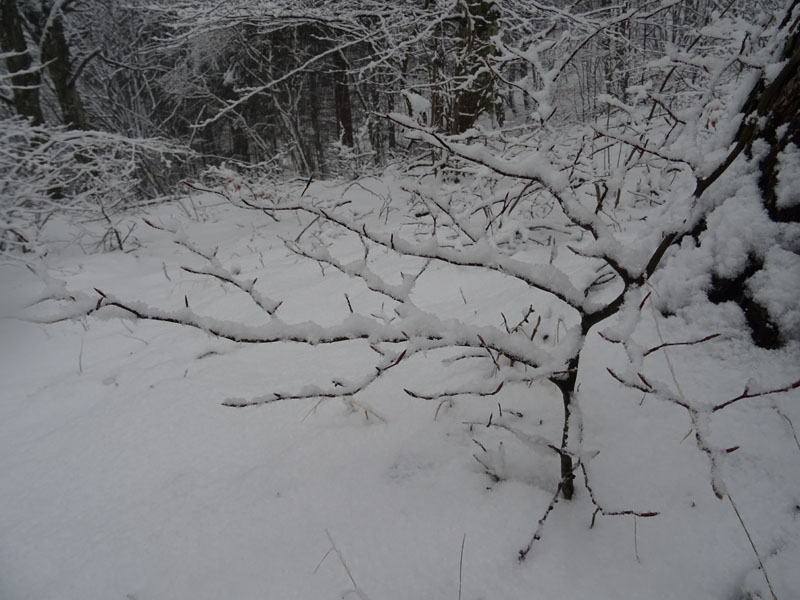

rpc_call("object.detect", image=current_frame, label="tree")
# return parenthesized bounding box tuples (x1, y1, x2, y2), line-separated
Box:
(0, 0, 44, 124)
(151, 0, 520, 170)
(451, 0, 500, 133)
(36, 1, 88, 129)
(18, 1, 800, 581)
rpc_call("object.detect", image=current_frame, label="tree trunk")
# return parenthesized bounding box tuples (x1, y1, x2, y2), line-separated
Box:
(308, 70, 326, 174)
(334, 54, 354, 147)
(702, 15, 800, 348)
(231, 122, 250, 163)
(552, 357, 579, 500)
(451, 0, 499, 134)
(40, 10, 88, 129)
(0, 0, 44, 124)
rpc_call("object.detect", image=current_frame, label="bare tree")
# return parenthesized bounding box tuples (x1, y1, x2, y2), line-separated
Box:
(16, 0, 800, 575)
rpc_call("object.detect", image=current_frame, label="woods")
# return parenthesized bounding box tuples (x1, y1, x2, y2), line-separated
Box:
(2, 1, 799, 598)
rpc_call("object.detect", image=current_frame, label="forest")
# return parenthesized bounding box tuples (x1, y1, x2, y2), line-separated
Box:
(1, 1, 799, 598)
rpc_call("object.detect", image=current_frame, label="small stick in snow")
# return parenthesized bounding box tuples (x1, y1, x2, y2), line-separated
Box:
(301, 175, 313, 197)
(477, 335, 501, 371)
(78, 336, 84, 374)
(728, 493, 778, 600)
(323, 529, 371, 600)
(458, 533, 466, 600)
(776, 408, 800, 452)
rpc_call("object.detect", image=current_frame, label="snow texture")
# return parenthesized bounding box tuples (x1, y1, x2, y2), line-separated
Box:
(1, 172, 798, 600)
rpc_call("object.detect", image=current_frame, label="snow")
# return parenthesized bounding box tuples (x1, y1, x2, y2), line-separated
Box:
(1, 174, 799, 600)
(776, 142, 800, 209)
(749, 246, 800, 340)
(402, 91, 431, 123)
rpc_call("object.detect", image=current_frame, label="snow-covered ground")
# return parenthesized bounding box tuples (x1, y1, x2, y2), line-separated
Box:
(1, 175, 798, 599)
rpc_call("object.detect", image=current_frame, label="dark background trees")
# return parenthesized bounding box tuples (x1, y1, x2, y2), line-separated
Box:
(2, 0, 796, 301)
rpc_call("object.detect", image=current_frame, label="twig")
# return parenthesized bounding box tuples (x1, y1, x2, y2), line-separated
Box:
(458, 533, 466, 600)
(713, 379, 800, 412)
(581, 463, 659, 526)
(183, 180, 232, 202)
(324, 529, 371, 600)
(294, 214, 321, 242)
(519, 482, 562, 561)
(181, 265, 282, 315)
(776, 408, 800, 453)
(225, 349, 409, 408)
(728, 493, 778, 600)
(477, 335, 501, 371)
(301, 175, 314, 197)
(642, 333, 720, 357)
(404, 382, 503, 400)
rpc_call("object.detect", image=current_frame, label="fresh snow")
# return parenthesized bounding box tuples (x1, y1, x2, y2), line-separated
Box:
(1, 175, 798, 600)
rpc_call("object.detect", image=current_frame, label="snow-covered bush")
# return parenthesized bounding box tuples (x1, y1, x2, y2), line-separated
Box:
(0, 118, 193, 255)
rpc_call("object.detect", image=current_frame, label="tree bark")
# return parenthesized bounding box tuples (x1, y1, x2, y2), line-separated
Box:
(451, 0, 499, 134)
(334, 54, 354, 147)
(553, 361, 578, 500)
(0, 0, 44, 124)
(308, 70, 326, 174)
(702, 17, 800, 348)
(40, 9, 88, 129)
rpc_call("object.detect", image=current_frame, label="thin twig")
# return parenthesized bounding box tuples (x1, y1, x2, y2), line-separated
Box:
(458, 533, 466, 600)
(728, 493, 778, 600)
(713, 379, 800, 413)
(581, 463, 659, 524)
(325, 529, 371, 600)
(404, 382, 503, 400)
(519, 482, 562, 561)
(776, 408, 800, 453)
(642, 333, 720, 357)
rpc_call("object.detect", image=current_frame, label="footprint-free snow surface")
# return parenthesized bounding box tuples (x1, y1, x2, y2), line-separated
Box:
(1, 175, 798, 599)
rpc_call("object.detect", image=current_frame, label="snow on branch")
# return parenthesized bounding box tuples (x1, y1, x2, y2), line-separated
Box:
(0, 118, 191, 255)
(305, 203, 594, 314)
(144, 219, 283, 316)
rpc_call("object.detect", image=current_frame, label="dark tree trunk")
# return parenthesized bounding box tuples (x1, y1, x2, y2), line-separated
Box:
(553, 360, 578, 500)
(231, 123, 249, 163)
(334, 54, 354, 147)
(0, 0, 43, 124)
(40, 11, 88, 129)
(754, 22, 800, 225)
(451, 0, 499, 134)
(369, 87, 385, 166)
(429, 54, 444, 131)
(308, 70, 326, 174)
(703, 15, 800, 349)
